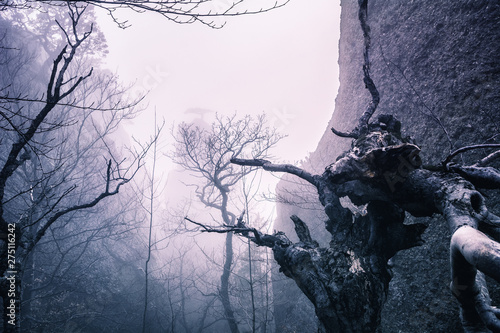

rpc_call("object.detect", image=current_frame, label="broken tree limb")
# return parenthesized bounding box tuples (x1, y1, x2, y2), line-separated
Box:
(331, 126, 359, 138)
(184, 216, 290, 248)
(290, 215, 319, 247)
(443, 144, 500, 166)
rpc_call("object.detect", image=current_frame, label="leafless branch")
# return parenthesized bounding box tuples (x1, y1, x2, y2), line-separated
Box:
(230, 158, 319, 188)
(17, 0, 290, 29)
(444, 144, 500, 166)
(184, 216, 288, 249)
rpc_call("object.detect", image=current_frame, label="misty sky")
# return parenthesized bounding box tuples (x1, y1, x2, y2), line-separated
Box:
(96, 1, 341, 164)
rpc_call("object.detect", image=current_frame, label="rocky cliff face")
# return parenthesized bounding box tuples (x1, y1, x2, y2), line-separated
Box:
(274, 1, 500, 331)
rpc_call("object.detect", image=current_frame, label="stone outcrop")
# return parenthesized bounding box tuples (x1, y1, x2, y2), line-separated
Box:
(274, 1, 500, 331)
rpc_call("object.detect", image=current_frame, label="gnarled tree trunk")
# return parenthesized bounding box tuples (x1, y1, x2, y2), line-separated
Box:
(228, 116, 500, 332)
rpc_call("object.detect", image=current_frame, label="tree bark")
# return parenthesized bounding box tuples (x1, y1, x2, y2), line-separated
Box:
(220, 232, 239, 333)
(219, 190, 240, 333)
(229, 117, 500, 332)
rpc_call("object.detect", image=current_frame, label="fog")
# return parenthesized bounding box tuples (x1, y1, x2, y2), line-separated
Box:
(0, 1, 340, 332)
(98, 0, 340, 162)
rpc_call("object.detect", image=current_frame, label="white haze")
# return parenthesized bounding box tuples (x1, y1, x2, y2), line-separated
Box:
(97, 0, 340, 161)
(95, 0, 340, 236)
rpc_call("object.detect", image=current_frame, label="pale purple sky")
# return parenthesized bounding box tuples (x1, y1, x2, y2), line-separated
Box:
(97, 0, 340, 164)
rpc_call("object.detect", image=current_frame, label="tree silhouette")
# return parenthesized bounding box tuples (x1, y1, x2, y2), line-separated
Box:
(173, 113, 282, 333)
(3, 0, 289, 28)
(0, 4, 156, 332)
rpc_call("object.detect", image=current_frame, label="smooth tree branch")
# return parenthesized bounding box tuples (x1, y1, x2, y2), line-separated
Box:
(443, 144, 500, 166)
(450, 226, 500, 332)
(476, 149, 500, 167)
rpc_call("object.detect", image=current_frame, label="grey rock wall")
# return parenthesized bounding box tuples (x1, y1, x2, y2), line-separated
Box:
(274, 1, 500, 332)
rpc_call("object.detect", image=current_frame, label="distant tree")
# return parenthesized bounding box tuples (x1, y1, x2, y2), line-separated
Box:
(135, 113, 165, 333)
(23, 212, 147, 332)
(172, 113, 282, 333)
(236, 172, 275, 333)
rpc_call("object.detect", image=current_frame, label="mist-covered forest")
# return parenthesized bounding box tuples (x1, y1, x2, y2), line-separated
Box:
(1, 1, 500, 333)
(0, 1, 311, 332)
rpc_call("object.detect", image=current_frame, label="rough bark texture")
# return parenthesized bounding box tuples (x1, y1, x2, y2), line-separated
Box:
(273, 0, 500, 331)
(231, 117, 500, 332)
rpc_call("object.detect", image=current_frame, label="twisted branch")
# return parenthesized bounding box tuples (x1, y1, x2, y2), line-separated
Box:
(331, 0, 379, 139)
(444, 144, 500, 166)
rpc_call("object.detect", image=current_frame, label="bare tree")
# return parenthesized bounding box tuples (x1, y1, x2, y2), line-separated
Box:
(237, 171, 275, 333)
(0, 4, 155, 332)
(21, 200, 146, 332)
(172, 113, 282, 333)
(137, 113, 165, 333)
(185, 1, 500, 332)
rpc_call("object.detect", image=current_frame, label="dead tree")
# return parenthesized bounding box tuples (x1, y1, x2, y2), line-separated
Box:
(187, 0, 500, 331)
(172, 113, 282, 333)
(187, 116, 500, 332)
